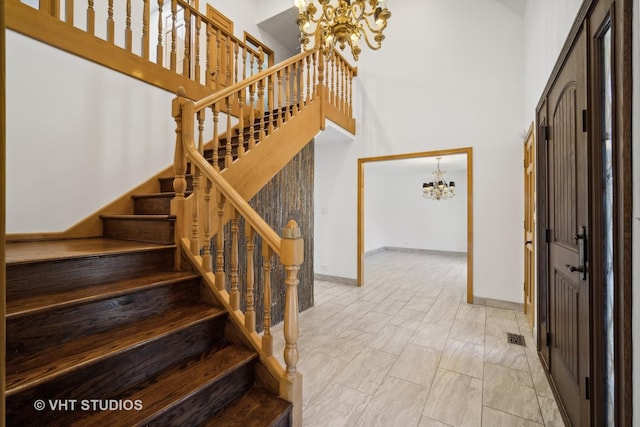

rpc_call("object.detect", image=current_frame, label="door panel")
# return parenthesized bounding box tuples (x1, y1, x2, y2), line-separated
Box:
(524, 125, 535, 328)
(546, 29, 590, 426)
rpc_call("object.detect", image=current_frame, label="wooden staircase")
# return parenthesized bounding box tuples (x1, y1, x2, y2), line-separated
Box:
(5, 220, 292, 425)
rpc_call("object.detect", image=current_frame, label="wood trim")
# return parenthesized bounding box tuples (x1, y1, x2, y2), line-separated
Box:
(1, 0, 7, 422)
(357, 147, 474, 304)
(206, 4, 234, 34)
(5, 0, 214, 102)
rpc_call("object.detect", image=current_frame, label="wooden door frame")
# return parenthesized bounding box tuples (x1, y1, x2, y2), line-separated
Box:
(357, 147, 474, 304)
(534, 0, 633, 424)
(523, 122, 535, 328)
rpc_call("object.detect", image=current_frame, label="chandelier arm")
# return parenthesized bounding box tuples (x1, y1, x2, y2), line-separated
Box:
(360, 25, 383, 50)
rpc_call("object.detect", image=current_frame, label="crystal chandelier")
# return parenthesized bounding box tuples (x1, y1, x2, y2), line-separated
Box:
(294, 0, 391, 61)
(422, 157, 456, 201)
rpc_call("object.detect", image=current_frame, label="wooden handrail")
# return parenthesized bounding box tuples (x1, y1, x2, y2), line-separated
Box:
(179, 97, 282, 254)
(193, 49, 319, 111)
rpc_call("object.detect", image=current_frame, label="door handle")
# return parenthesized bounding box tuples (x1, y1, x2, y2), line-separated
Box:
(570, 226, 587, 280)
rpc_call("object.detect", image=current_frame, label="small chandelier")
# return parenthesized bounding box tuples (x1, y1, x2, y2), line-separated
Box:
(294, 0, 391, 61)
(422, 157, 456, 201)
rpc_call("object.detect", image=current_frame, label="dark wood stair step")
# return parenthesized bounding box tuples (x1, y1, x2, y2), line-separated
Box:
(201, 386, 292, 427)
(132, 192, 175, 215)
(101, 214, 175, 244)
(71, 344, 258, 426)
(7, 272, 203, 358)
(6, 240, 176, 299)
(6, 304, 225, 395)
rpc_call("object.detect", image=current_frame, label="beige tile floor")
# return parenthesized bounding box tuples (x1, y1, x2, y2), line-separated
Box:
(271, 250, 565, 427)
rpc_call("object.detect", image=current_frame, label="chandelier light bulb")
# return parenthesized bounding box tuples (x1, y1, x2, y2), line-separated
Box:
(294, 0, 306, 10)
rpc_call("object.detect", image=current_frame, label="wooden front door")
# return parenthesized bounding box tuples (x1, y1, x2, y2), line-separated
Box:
(544, 28, 590, 426)
(523, 124, 535, 329)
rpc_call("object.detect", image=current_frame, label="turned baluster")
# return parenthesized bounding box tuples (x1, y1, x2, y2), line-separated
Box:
(125, 0, 132, 52)
(281, 220, 303, 378)
(190, 164, 200, 254)
(205, 26, 211, 87)
(107, 0, 115, 44)
(316, 50, 325, 97)
(340, 60, 345, 113)
(225, 38, 231, 87)
(183, 7, 191, 78)
(237, 90, 245, 158)
(292, 62, 299, 115)
(267, 75, 275, 134)
(276, 70, 283, 128)
(212, 103, 220, 171)
(202, 177, 212, 273)
(156, 0, 164, 65)
(262, 241, 273, 357)
(242, 48, 248, 82)
(87, 1, 95, 36)
(284, 65, 291, 121)
(216, 29, 221, 88)
(170, 0, 178, 72)
(332, 56, 337, 106)
(306, 55, 311, 104)
(248, 83, 256, 150)
(215, 193, 226, 290)
(245, 224, 256, 333)
(229, 210, 240, 311)
(142, 0, 150, 59)
(195, 16, 201, 83)
(258, 78, 267, 142)
(65, 0, 74, 25)
(313, 50, 319, 98)
(225, 97, 232, 167)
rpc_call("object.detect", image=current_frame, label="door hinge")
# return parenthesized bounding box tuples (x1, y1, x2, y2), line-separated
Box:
(546, 331, 552, 346)
(545, 229, 552, 243)
(582, 110, 588, 133)
(585, 376, 590, 400)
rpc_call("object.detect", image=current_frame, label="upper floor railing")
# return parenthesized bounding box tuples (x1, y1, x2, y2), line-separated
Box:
(7, 0, 265, 100)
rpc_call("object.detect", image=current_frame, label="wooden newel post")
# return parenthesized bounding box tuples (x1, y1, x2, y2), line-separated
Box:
(280, 220, 303, 427)
(171, 86, 188, 270)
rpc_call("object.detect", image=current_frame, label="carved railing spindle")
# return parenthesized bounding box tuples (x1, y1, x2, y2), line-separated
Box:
(237, 89, 245, 158)
(276, 70, 283, 128)
(156, 0, 163, 66)
(292, 62, 299, 115)
(215, 29, 221, 88)
(234, 44, 239, 86)
(202, 178, 212, 273)
(248, 83, 256, 150)
(142, 0, 150, 59)
(262, 242, 273, 357)
(267, 75, 275, 134)
(171, 88, 188, 270)
(170, 0, 177, 72)
(225, 97, 232, 167)
(205, 26, 211, 86)
(229, 210, 240, 311)
(281, 219, 303, 374)
(190, 164, 200, 254)
(183, 7, 191, 78)
(125, 0, 132, 52)
(212, 104, 220, 171)
(245, 224, 256, 333)
(306, 55, 311, 103)
(284, 65, 291, 121)
(87, 1, 95, 36)
(65, 0, 74, 25)
(225, 38, 231, 87)
(215, 192, 226, 290)
(107, 0, 115, 44)
(195, 16, 201, 83)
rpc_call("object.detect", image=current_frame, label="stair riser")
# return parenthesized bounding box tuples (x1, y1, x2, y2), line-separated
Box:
(102, 218, 175, 244)
(145, 360, 256, 426)
(7, 278, 202, 359)
(6, 316, 227, 426)
(133, 196, 172, 215)
(6, 249, 175, 300)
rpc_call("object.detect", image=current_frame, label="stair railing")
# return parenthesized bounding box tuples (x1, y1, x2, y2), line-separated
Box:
(7, 0, 265, 99)
(171, 47, 356, 427)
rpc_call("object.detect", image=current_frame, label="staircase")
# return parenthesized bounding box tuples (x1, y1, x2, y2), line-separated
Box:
(5, 239, 292, 425)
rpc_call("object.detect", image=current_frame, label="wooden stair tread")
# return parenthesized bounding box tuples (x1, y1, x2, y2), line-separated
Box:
(100, 214, 175, 220)
(5, 238, 174, 265)
(6, 304, 225, 395)
(71, 344, 257, 426)
(131, 192, 177, 199)
(201, 386, 292, 427)
(7, 271, 200, 318)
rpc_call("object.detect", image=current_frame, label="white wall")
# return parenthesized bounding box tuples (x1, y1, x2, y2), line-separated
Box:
(314, 0, 525, 302)
(364, 166, 467, 253)
(6, 31, 176, 233)
(522, 0, 583, 125)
